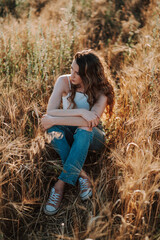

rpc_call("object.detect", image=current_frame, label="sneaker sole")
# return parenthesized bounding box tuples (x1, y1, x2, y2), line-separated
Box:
(43, 205, 59, 215)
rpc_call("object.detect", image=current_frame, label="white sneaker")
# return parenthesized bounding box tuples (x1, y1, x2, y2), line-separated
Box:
(43, 187, 62, 215)
(79, 177, 92, 201)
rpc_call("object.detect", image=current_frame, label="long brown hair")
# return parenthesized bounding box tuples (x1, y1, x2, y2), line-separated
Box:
(68, 49, 114, 117)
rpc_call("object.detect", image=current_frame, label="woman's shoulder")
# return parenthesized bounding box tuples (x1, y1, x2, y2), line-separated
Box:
(55, 74, 71, 93)
(56, 74, 70, 85)
(57, 74, 70, 80)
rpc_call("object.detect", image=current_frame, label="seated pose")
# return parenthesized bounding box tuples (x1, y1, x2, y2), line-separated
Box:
(41, 49, 114, 215)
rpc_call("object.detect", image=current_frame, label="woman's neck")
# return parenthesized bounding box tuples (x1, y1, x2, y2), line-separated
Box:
(74, 84, 85, 93)
(77, 87, 84, 93)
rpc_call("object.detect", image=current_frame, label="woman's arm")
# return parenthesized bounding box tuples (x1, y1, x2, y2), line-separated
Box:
(47, 108, 99, 124)
(42, 75, 107, 129)
(41, 75, 98, 129)
(41, 115, 89, 130)
(78, 94, 108, 128)
(47, 108, 85, 117)
(41, 93, 107, 130)
(91, 94, 108, 117)
(46, 76, 98, 121)
(47, 75, 68, 111)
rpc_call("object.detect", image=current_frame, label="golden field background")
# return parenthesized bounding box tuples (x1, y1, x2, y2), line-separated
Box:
(0, 0, 160, 239)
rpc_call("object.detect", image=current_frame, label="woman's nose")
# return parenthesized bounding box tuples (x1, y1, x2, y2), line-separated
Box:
(71, 70, 75, 78)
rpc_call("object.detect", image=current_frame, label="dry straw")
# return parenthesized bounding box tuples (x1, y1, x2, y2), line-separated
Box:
(0, 0, 160, 239)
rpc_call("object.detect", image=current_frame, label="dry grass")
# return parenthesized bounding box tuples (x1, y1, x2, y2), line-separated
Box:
(0, 0, 160, 239)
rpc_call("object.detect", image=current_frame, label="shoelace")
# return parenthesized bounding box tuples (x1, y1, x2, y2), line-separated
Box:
(79, 178, 90, 191)
(48, 189, 60, 206)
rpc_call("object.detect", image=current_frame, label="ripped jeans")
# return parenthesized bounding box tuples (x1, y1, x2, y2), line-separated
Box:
(47, 126, 105, 186)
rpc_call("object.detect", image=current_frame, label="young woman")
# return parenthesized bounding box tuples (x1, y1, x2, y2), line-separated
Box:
(41, 49, 114, 215)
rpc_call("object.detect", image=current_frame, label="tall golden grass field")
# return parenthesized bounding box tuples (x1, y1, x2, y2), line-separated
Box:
(0, 0, 160, 239)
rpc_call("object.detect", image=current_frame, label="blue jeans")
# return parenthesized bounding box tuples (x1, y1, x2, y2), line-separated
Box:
(47, 126, 105, 186)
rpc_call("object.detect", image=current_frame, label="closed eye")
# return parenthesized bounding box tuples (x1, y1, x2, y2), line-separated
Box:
(71, 66, 79, 75)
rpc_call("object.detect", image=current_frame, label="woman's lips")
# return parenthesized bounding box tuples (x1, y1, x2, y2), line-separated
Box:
(71, 79, 76, 83)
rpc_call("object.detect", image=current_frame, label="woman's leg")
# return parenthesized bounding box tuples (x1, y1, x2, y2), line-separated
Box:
(56, 127, 105, 186)
(79, 127, 105, 179)
(78, 127, 106, 200)
(89, 127, 106, 152)
(44, 125, 77, 215)
(44, 126, 105, 214)
(47, 125, 76, 165)
(58, 128, 93, 186)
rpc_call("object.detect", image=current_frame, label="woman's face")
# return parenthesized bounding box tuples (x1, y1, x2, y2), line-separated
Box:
(70, 60, 83, 87)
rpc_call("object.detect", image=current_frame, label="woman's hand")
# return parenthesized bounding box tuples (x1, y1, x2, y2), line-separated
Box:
(81, 109, 100, 128)
(41, 114, 55, 130)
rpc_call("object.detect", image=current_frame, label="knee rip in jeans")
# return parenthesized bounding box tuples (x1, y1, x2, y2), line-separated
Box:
(48, 131, 64, 141)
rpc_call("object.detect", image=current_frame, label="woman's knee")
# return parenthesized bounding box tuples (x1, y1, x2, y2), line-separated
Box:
(47, 126, 65, 141)
(47, 125, 60, 132)
(77, 126, 92, 132)
(74, 127, 93, 145)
